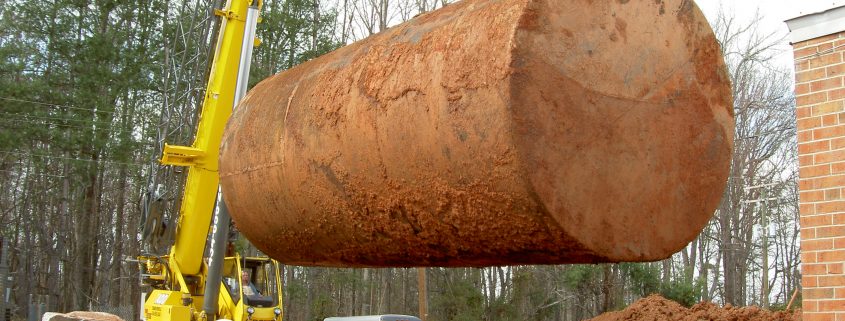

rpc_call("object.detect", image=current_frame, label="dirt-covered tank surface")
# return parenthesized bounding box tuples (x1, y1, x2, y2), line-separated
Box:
(219, 0, 734, 267)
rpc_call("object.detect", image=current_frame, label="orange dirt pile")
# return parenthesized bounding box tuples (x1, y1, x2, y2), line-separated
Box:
(588, 295, 800, 321)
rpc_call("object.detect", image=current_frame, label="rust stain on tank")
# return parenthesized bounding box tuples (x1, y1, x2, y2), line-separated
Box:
(219, 0, 733, 267)
(614, 17, 627, 42)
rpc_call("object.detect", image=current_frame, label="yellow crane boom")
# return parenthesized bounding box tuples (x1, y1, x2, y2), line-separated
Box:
(160, 0, 259, 277)
(139, 0, 283, 321)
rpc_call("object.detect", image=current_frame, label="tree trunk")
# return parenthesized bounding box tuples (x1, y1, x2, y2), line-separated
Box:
(110, 165, 127, 307)
(601, 264, 612, 312)
(719, 202, 738, 306)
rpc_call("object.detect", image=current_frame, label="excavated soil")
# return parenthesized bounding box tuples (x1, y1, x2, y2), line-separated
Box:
(62, 312, 125, 321)
(588, 295, 800, 321)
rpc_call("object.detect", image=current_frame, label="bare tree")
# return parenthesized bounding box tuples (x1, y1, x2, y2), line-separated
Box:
(708, 10, 796, 306)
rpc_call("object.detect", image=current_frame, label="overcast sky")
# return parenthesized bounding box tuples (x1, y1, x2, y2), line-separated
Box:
(694, 0, 845, 74)
(695, 0, 840, 23)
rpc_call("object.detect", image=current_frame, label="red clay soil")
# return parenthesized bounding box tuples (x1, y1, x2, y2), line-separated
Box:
(588, 295, 800, 321)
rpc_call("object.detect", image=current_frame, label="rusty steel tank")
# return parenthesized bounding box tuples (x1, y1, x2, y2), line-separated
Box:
(219, 0, 733, 267)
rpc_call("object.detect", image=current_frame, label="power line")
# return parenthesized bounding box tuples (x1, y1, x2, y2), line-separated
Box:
(795, 43, 845, 63)
(0, 119, 138, 135)
(0, 122, 168, 147)
(0, 112, 118, 127)
(0, 150, 147, 167)
(0, 169, 65, 178)
(0, 97, 116, 115)
(736, 126, 796, 140)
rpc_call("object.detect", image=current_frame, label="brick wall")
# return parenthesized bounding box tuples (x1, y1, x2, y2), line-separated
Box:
(794, 31, 845, 321)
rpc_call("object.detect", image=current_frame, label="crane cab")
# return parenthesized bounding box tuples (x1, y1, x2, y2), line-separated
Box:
(219, 256, 283, 321)
(141, 254, 282, 321)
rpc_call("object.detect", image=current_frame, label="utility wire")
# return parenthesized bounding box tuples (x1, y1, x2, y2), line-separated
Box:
(0, 150, 146, 167)
(0, 97, 116, 115)
(0, 119, 138, 135)
(0, 169, 66, 178)
(736, 126, 796, 140)
(0, 112, 119, 127)
(794, 44, 845, 63)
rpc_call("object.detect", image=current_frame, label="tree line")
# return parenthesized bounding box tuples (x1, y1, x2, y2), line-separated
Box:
(0, 0, 798, 320)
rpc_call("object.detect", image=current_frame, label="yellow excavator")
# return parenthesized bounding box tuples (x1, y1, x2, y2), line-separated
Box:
(137, 0, 283, 320)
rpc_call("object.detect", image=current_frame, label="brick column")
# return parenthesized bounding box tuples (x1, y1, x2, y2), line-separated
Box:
(793, 31, 845, 320)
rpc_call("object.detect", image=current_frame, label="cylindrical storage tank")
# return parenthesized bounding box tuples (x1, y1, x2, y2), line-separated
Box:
(219, 0, 733, 267)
